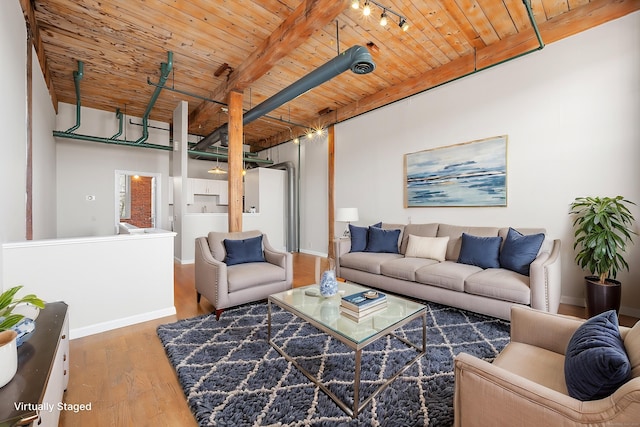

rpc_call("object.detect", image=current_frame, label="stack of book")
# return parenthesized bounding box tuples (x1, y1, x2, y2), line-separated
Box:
(340, 290, 387, 322)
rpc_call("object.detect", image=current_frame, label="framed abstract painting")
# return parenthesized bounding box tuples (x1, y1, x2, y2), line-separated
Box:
(404, 135, 507, 207)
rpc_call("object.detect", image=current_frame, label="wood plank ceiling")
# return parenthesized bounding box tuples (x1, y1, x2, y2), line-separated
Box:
(23, 0, 639, 153)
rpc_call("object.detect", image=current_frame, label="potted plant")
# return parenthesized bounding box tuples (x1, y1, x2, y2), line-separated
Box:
(0, 286, 45, 387)
(569, 196, 637, 317)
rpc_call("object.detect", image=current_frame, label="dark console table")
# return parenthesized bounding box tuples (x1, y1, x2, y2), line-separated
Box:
(0, 302, 69, 427)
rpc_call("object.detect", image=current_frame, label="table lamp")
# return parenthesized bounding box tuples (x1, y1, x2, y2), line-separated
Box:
(335, 208, 359, 237)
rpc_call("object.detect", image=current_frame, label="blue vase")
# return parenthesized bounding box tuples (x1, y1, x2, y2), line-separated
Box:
(319, 270, 338, 297)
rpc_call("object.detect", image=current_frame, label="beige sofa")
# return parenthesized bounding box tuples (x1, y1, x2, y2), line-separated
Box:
(195, 230, 292, 319)
(335, 223, 561, 320)
(453, 306, 640, 426)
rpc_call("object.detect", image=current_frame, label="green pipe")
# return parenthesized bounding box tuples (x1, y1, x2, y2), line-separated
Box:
(65, 61, 84, 132)
(110, 108, 123, 139)
(53, 130, 172, 151)
(523, 0, 545, 49)
(136, 52, 173, 144)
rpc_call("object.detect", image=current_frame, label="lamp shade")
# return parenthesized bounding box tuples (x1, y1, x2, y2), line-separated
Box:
(336, 208, 359, 222)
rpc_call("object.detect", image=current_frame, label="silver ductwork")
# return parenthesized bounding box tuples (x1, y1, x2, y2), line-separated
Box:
(268, 161, 298, 252)
(192, 45, 375, 150)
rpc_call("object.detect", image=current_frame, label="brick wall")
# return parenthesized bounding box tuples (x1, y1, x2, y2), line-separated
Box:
(129, 176, 153, 228)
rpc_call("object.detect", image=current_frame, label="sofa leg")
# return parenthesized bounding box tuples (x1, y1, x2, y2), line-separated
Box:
(215, 309, 224, 320)
(196, 292, 201, 303)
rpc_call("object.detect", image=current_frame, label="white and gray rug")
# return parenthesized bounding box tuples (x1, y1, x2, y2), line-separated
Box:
(157, 300, 510, 427)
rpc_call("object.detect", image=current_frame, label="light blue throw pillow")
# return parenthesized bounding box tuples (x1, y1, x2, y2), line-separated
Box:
(499, 227, 544, 276)
(223, 235, 265, 266)
(364, 226, 400, 253)
(457, 233, 502, 269)
(564, 310, 631, 401)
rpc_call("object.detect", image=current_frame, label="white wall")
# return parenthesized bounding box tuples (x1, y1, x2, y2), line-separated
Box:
(56, 103, 172, 237)
(0, 2, 58, 290)
(335, 13, 640, 316)
(261, 133, 329, 256)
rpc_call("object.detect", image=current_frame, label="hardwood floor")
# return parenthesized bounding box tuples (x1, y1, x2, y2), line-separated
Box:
(59, 253, 637, 426)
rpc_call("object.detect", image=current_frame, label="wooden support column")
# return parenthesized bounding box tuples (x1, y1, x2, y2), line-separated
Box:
(26, 25, 33, 240)
(327, 125, 335, 259)
(227, 90, 244, 232)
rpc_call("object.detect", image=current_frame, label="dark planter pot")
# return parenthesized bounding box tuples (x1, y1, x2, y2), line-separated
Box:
(585, 276, 622, 318)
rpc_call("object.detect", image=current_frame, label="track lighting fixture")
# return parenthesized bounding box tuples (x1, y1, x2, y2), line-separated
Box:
(362, 1, 371, 16)
(350, 0, 409, 32)
(380, 10, 388, 27)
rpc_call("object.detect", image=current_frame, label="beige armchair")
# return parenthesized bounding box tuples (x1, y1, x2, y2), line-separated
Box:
(195, 230, 292, 319)
(454, 305, 640, 426)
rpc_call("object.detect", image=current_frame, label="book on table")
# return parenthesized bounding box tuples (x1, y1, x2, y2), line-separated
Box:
(339, 302, 386, 320)
(341, 290, 387, 312)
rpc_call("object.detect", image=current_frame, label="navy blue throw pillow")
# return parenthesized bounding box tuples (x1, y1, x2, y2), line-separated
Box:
(499, 228, 545, 276)
(364, 227, 400, 253)
(565, 310, 631, 401)
(223, 235, 265, 266)
(349, 222, 382, 253)
(457, 233, 502, 269)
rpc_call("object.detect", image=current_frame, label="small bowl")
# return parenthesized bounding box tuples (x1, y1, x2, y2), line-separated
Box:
(363, 291, 379, 299)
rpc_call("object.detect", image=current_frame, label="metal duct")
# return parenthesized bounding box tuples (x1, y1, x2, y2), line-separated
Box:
(136, 51, 173, 144)
(192, 45, 375, 150)
(268, 162, 298, 252)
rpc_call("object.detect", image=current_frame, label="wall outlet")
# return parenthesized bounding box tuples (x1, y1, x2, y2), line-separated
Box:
(86, 195, 96, 201)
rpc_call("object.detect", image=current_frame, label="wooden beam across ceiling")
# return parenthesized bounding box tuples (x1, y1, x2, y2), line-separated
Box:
(188, 0, 351, 133)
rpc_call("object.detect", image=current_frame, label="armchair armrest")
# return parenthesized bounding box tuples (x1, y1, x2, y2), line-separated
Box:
(262, 234, 293, 285)
(529, 239, 561, 313)
(195, 236, 228, 307)
(454, 352, 640, 427)
(509, 305, 584, 354)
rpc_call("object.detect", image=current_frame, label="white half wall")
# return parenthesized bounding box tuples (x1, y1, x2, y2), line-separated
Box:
(335, 13, 640, 316)
(2, 231, 176, 338)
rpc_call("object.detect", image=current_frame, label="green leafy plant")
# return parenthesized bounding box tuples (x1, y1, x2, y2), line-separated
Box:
(0, 286, 45, 331)
(570, 196, 637, 284)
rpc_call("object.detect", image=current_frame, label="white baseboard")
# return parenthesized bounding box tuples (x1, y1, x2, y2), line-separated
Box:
(70, 306, 177, 339)
(299, 249, 328, 257)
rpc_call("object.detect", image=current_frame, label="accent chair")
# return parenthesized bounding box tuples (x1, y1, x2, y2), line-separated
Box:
(195, 230, 292, 319)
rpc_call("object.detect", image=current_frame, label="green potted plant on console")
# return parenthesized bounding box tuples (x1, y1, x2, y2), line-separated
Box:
(569, 196, 637, 317)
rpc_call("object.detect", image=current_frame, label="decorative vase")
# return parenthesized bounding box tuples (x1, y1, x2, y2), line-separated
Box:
(319, 258, 338, 297)
(0, 330, 18, 388)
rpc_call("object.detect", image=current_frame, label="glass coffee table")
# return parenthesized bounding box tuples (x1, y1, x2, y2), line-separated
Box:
(267, 282, 426, 417)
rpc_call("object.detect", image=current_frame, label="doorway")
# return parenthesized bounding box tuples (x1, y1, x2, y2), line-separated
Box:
(114, 170, 161, 231)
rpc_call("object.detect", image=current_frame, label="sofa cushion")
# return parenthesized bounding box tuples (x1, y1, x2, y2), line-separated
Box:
(405, 235, 449, 261)
(400, 223, 439, 254)
(457, 233, 502, 269)
(464, 268, 531, 305)
(437, 224, 500, 261)
(349, 222, 382, 252)
(365, 227, 401, 253)
(340, 252, 404, 275)
(565, 310, 631, 401)
(415, 261, 482, 292)
(227, 262, 285, 292)
(624, 321, 640, 378)
(223, 235, 265, 266)
(499, 228, 545, 276)
(380, 257, 440, 282)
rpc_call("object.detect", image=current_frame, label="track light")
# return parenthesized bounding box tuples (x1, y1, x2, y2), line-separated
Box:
(363, 1, 371, 16)
(380, 11, 388, 26)
(353, 0, 409, 33)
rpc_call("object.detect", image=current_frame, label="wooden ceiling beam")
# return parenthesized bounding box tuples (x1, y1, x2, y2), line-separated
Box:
(188, 0, 351, 132)
(336, 0, 640, 123)
(20, 0, 58, 112)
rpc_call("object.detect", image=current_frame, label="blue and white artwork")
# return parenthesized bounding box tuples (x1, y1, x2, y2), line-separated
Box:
(405, 136, 507, 207)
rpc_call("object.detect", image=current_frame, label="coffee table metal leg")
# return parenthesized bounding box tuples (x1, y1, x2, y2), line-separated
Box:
(267, 300, 272, 341)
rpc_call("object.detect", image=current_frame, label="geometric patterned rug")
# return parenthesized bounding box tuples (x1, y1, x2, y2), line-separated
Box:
(157, 301, 510, 427)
